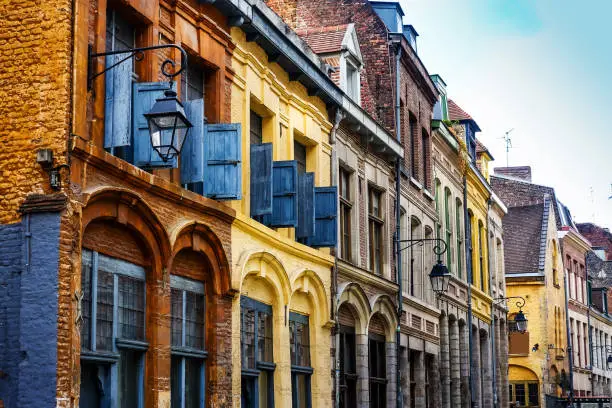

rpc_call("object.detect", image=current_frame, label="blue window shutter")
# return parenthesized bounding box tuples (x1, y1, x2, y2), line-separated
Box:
(250, 143, 273, 217)
(104, 54, 133, 149)
(180, 99, 205, 185)
(297, 172, 315, 239)
(266, 161, 298, 228)
(203, 123, 242, 200)
(311, 186, 338, 248)
(132, 81, 177, 168)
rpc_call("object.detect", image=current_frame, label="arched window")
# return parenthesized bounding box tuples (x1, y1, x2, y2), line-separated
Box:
(410, 216, 423, 298)
(400, 207, 409, 295)
(467, 210, 474, 285)
(478, 220, 486, 292)
(552, 240, 559, 286)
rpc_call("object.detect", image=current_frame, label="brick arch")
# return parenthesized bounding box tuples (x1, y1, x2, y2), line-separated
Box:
(169, 222, 231, 296)
(237, 251, 292, 305)
(82, 188, 171, 278)
(369, 294, 398, 342)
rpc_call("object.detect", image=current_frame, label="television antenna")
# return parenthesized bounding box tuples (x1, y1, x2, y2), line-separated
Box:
(501, 128, 514, 167)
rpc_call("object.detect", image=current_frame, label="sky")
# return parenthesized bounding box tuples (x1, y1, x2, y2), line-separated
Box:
(398, 0, 612, 229)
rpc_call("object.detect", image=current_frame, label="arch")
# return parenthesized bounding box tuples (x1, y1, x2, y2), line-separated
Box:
(169, 222, 231, 296)
(82, 187, 171, 278)
(291, 269, 331, 327)
(337, 282, 371, 334)
(369, 294, 398, 342)
(509, 364, 539, 381)
(237, 251, 292, 305)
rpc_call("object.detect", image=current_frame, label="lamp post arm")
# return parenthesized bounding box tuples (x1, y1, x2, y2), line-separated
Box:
(493, 296, 526, 310)
(396, 238, 448, 256)
(88, 44, 188, 86)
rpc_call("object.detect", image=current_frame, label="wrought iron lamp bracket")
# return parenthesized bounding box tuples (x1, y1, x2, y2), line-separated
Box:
(493, 296, 526, 309)
(87, 44, 188, 89)
(395, 237, 448, 256)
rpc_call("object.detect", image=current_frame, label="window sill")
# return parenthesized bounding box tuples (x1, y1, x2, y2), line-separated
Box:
(171, 347, 208, 359)
(116, 338, 149, 351)
(409, 177, 423, 190)
(423, 189, 434, 202)
(81, 350, 120, 363)
(291, 365, 314, 374)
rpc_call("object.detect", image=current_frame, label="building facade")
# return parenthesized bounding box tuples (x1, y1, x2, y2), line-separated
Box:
(492, 168, 570, 407)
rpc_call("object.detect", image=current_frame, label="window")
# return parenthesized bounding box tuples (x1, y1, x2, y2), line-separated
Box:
(456, 199, 463, 280)
(444, 188, 452, 273)
(409, 115, 418, 179)
(468, 212, 474, 285)
(421, 129, 430, 189)
(368, 187, 384, 275)
(339, 326, 357, 408)
(170, 275, 206, 408)
(241, 297, 274, 408)
(181, 64, 205, 102)
(509, 381, 539, 407)
(369, 334, 387, 408)
(290, 312, 312, 408)
(80, 249, 147, 408)
(434, 180, 442, 244)
(345, 62, 360, 102)
(250, 111, 263, 147)
(294, 140, 307, 175)
(478, 221, 486, 292)
(339, 167, 352, 262)
(409, 351, 417, 408)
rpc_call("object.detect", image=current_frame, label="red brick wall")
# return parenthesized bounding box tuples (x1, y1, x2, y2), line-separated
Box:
(577, 223, 612, 260)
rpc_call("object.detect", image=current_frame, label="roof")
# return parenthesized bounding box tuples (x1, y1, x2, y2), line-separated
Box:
(297, 25, 349, 55)
(448, 99, 474, 121)
(503, 202, 548, 274)
(476, 139, 494, 160)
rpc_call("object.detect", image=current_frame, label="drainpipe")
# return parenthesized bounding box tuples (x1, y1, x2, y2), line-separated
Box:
(464, 174, 476, 408)
(331, 107, 342, 408)
(486, 199, 498, 408)
(588, 305, 594, 395)
(394, 40, 403, 408)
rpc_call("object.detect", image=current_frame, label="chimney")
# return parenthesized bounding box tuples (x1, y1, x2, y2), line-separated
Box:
(494, 166, 532, 182)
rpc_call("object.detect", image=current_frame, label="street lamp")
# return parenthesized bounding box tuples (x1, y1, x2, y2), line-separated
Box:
(429, 260, 451, 297)
(88, 44, 192, 161)
(144, 89, 192, 161)
(494, 296, 528, 333)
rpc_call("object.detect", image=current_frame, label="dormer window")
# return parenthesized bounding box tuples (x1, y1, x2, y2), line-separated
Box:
(339, 24, 363, 105)
(345, 60, 360, 102)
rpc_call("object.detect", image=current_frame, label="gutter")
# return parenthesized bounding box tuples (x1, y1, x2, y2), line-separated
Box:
(393, 40, 403, 408)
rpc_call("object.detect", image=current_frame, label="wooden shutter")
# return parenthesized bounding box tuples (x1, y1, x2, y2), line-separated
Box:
(203, 123, 242, 200)
(180, 99, 205, 185)
(250, 143, 273, 217)
(310, 186, 338, 248)
(132, 81, 177, 168)
(297, 172, 315, 239)
(265, 161, 298, 228)
(104, 54, 133, 149)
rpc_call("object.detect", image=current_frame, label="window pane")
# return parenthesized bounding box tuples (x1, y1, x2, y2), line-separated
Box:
(294, 141, 307, 175)
(259, 371, 269, 408)
(182, 64, 205, 102)
(290, 319, 310, 367)
(293, 374, 308, 408)
(258, 312, 273, 362)
(118, 349, 141, 408)
(118, 275, 145, 340)
(171, 289, 183, 347)
(185, 358, 203, 408)
(514, 383, 525, 404)
(80, 362, 103, 408)
(185, 291, 205, 350)
(96, 270, 114, 351)
(528, 383, 539, 405)
(250, 111, 263, 146)
(81, 253, 92, 350)
(241, 308, 256, 369)
(171, 356, 181, 408)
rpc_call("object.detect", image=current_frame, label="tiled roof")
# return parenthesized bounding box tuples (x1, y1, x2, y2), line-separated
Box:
(447, 99, 474, 121)
(503, 203, 546, 274)
(296, 25, 349, 55)
(475, 139, 493, 159)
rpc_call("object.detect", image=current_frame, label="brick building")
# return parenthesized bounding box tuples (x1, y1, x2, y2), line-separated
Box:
(577, 223, 612, 261)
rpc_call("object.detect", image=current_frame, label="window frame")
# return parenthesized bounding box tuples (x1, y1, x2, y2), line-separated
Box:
(509, 381, 539, 407)
(368, 334, 387, 408)
(338, 325, 357, 408)
(339, 167, 353, 262)
(80, 249, 148, 408)
(170, 274, 207, 408)
(241, 296, 275, 408)
(289, 312, 312, 408)
(455, 199, 463, 280)
(368, 186, 384, 275)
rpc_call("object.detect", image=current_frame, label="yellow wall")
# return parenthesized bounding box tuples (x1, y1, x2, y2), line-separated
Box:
(507, 199, 568, 406)
(229, 28, 335, 407)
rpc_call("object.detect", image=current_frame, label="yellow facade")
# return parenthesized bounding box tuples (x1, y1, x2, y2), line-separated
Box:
(229, 28, 335, 407)
(507, 199, 568, 406)
(466, 168, 493, 323)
